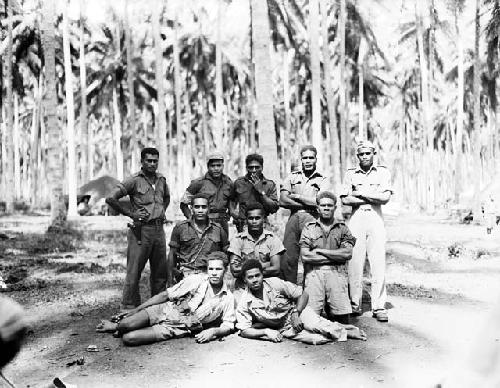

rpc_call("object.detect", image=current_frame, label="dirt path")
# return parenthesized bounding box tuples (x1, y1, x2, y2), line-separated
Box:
(1, 214, 500, 387)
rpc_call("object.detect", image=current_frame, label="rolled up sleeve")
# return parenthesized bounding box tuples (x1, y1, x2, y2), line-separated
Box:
(340, 225, 356, 248)
(220, 294, 236, 330)
(299, 226, 313, 248)
(117, 177, 136, 197)
(268, 236, 285, 257)
(280, 174, 293, 194)
(227, 237, 243, 256)
(379, 168, 394, 194)
(339, 171, 353, 198)
(235, 300, 253, 331)
(168, 224, 181, 249)
(166, 274, 202, 300)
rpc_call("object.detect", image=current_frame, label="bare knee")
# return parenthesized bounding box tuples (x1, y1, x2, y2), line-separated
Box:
(117, 319, 134, 334)
(122, 332, 140, 346)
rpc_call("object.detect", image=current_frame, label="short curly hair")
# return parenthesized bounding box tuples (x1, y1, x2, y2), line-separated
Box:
(316, 191, 337, 205)
(240, 259, 263, 277)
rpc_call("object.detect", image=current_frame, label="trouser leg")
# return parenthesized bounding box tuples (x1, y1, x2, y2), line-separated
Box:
(348, 212, 367, 310)
(149, 226, 168, 297)
(281, 214, 300, 283)
(122, 229, 153, 308)
(299, 306, 347, 342)
(366, 213, 387, 311)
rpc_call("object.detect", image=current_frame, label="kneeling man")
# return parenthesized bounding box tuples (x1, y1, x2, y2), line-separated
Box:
(236, 259, 366, 344)
(96, 253, 235, 346)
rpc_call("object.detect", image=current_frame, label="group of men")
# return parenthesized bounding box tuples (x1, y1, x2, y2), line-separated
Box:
(99, 141, 392, 346)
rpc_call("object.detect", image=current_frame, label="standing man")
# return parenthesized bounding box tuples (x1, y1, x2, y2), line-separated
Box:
(228, 202, 284, 288)
(340, 141, 393, 322)
(106, 147, 170, 311)
(233, 154, 279, 232)
(180, 152, 235, 235)
(300, 192, 356, 324)
(280, 145, 329, 283)
(168, 194, 228, 284)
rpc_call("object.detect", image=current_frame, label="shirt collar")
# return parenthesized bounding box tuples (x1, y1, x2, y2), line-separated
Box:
(188, 218, 217, 233)
(138, 169, 164, 179)
(354, 165, 377, 174)
(204, 172, 228, 184)
(202, 275, 229, 297)
(300, 169, 324, 180)
(242, 229, 273, 243)
(310, 218, 345, 229)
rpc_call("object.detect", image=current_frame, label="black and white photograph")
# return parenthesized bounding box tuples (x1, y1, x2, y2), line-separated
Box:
(1, 0, 499, 387)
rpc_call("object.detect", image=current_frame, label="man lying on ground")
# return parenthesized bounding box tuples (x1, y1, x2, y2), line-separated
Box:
(96, 254, 235, 346)
(236, 259, 366, 344)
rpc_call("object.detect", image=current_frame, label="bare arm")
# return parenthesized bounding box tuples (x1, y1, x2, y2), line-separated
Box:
(229, 253, 243, 278)
(341, 195, 369, 206)
(301, 247, 336, 265)
(166, 247, 177, 287)
(262, 254, 281, 277)
(355, 190, 391, 205)
(279, 191, 304, 210)
(195, 325, 232, 344)
(130, 289, 169, 314)
(180, 202, 192, 219)
(315, 246, 353, 263)
(295, 291, 309, 313)
(291, 193, 317, 208)
(105, 188, 134, 218)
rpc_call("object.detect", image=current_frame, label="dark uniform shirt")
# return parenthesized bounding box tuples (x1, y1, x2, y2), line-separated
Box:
(169, 220, 229, 269)
(299, 219, 356, 275)
(233, 175, 279, 219)
(181, 173, 234, 214)
(117, 170, 170, 221)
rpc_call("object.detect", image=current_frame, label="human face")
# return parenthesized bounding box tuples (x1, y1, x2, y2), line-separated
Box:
(357, 147, 374, 169)
(191, 197, 209, 221)
(207, 259, 225, 287)
(207, 160, 224, 178)
(246, 160, 263, 178)
(301, 150, 317, 172)
(246, 209, 264, 233)
(317, 197, 336, 221)
(141, 153, 159, 174)
(244, 268, 264, 292)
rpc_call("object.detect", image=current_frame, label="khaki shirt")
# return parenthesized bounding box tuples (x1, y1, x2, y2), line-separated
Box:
(228, 230, 285, 265)
(300, 220, 356, 274)
(117, 170, 170, 221)
(234, 175, 279, 219)
(167, 274, 235, 330)
(181, 173, 234, 214)
(340, 165, 393, 215)
(236, 277, 302, 331)
(281, 170, 329, 213)
(169, 220, 228, 269)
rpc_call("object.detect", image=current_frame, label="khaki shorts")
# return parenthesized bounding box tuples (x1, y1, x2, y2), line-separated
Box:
(145, 302, 194, 341)
(305, 266, 352, 315)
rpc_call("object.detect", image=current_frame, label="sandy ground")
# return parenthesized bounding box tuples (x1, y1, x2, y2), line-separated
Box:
(1, 213, 500, 388)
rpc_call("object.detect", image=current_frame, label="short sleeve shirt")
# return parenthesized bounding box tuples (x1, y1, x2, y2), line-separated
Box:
(167, 274, 235, 330)
(117, 170, 170, 221)
(169, 220, 229, 269)
(340, 165, 393, 214)
(236, 277, 302, 331)
(281, 170, 329, 211)
(233, 175, 279, 218)
(300, 220, 356, 275)
(180, 173, 234, 213)
(228, 230, 285, 265)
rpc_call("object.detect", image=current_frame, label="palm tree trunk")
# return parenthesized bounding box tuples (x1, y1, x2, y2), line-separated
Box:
(79, 0, 88, 184)
(215, 1, 224, 149)
(30, 75, 42, 208)
(14, 94, 20, 200)
(320, 1, 341, 189)
(283, 47, 292, 176)
(125, 0, 137, 171)
(358, 38, 366, 140)
(473, 0, 482, 216)
(152, 0, 167, 175)
(339, 0, 347, 177)
(250, 0, 279, 183)
(309, 0, 322, 169)
(184, 86, 192, 178)
(63, 0, 78, 216)
(5, 0, 14, 212)
(173, 11, 183, 190)
(42, 0, 67, 226)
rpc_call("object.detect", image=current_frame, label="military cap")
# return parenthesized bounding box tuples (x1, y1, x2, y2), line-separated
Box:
(356, 140, 376, 153)
(206, 152, 225, 163)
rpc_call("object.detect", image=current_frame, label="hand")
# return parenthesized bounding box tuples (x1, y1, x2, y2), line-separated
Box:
(250, 172, 262, 186)
(265, 328, 283, 343)
(290, 311, 304, 333)
(131, 208, 149, 222)
(195, 328, 216, 343)
(289, 193, 302, 201)
(110, 308, 137, 322)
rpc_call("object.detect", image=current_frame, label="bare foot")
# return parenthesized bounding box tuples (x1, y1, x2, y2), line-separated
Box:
(345, 326, 367, 341)
(96, 319, 118, 333)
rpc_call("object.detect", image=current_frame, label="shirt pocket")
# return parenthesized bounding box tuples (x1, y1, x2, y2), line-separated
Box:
(207, 232, 222, 251)
(135, 183, 153, 205)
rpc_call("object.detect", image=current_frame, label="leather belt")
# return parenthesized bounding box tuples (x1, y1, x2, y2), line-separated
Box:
(144, 218, 165, 226)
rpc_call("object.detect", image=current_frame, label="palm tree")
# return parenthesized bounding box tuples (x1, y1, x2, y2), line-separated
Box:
(152, 0, 167, 175)
(41, 0, 66, 226)
(63, 0, 78, 217)
(4, 0, 14, 212)
(308, 0, 322, 169)
(339, 0, 347, 174)
(250, 0, 279, 183)
(79, 0, 89, 183)
(125, 0, 137, 170)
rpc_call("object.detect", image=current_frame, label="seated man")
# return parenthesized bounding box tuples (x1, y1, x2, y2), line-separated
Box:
(300, 191, 356, 324)
(228, 202, 284, 288)
(236, 259, 366, 344)
(96, 253, 235, 346)
(167, 193, 228, 285)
